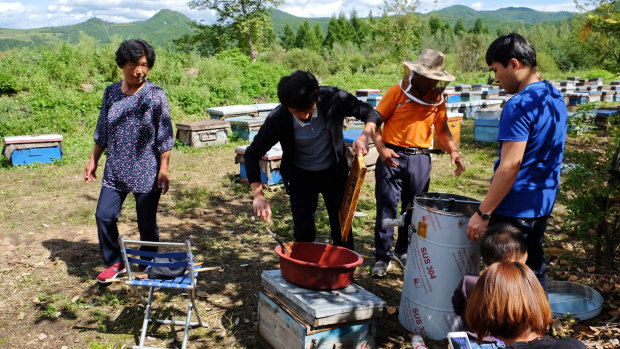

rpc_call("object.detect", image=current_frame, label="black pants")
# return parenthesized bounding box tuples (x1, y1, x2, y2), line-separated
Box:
(95, 186, 161, 266)
(288, 165, 353, 250)
(489, 214, 549, 292)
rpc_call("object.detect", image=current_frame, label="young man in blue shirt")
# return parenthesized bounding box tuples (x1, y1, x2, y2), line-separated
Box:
(466, 33, 568, 292)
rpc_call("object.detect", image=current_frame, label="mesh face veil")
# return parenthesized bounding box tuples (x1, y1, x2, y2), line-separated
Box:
(399, 71, 448, 106)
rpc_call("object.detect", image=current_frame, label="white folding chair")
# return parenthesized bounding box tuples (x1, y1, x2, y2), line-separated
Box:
(119, 236, 207, 349)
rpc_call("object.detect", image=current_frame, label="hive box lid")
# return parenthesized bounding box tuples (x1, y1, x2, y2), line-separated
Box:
(235, 143, 282, 159)
(355, 89, 381, 96)
(261, 269, 385, 326)
(256, 103, 280, 111)
(176, 120, 230, 130)
(4, 134, 63, 144)
(229, 116, 266, 126)
(207, 104, 259, 116)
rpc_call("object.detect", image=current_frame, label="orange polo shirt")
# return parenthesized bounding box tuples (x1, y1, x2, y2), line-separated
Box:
(376, 84, 447, 148)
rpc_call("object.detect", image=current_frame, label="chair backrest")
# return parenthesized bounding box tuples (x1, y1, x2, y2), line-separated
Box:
(118, 236, 195, 286)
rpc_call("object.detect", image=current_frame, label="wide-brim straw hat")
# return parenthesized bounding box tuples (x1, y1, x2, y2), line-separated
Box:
(402, 49, 455, 86)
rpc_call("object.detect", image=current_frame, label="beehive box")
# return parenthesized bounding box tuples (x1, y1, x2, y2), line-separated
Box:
(355, 89, 380, 97)
(228, 116, 266, 142)
(474, 108, 502, 143)
(2, 134, 63, 166)
(460, 91, 482, 102)
(208, 104, 259, 119)
(175, 120, 231, 148)
(481, 89, 501, 99)
(454, 84, 471, 92)
(443, 92, 461, 103)
(568, 93, 589, 106)
(258, 270, 385, 349)
(235, 144, 282, 186)
(366, 96, 382, 107)
(432, 113, 463, 152)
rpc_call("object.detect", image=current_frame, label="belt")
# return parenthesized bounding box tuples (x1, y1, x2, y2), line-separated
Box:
(384, 143, 442, 155)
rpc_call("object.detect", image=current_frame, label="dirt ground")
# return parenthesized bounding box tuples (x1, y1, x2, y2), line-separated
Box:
(0, 122, 618, 348)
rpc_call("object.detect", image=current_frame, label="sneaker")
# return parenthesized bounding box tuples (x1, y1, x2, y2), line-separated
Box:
(371, 260, 392, 277)
(96, 262, 126, 283)
(391, 251, 407, 269)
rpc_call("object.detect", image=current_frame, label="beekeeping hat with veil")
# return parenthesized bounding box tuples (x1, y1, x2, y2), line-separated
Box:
(400, 49, 455, 106)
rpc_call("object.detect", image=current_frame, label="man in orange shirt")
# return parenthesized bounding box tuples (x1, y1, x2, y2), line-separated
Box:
(372, 49, 465, 277)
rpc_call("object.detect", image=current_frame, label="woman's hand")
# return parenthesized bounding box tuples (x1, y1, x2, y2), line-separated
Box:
(158, 172, 169, 195)
(84, 161, 97, 182)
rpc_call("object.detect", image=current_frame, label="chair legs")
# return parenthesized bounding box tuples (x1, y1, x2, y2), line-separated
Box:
(130, 286, 207, 349)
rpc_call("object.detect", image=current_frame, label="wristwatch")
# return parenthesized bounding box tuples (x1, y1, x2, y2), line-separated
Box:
(476, 207, 490, 221)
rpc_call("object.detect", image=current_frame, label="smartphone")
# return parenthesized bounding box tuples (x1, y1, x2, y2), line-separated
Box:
(447, 331, 473, 349)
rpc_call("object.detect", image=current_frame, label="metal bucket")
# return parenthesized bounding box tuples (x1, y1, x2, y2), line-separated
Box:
(399, 193, 481, 339)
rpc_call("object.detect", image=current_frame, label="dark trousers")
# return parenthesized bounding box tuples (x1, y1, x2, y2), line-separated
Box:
(374, 153, 431, 262)
(489, 214, 549, 292)
(95, 186, 161, 266)
(288, 165, 353, 250)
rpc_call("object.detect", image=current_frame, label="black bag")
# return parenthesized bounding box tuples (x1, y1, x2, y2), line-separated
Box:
(147, 257, 187, 280)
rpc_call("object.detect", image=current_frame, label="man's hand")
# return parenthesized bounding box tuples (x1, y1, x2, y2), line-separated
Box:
(466, 213, 488, 241)
(378, 146, 399, 167)
(251, 182, 271, 222)
(352, 132, 370, 156)
(158, 172, 169, 195)
(253, 193, 272, 223)
(450, 150, 465, 176)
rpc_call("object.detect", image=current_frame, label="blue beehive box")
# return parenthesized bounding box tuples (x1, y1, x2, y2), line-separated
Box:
(258, 270, 385, 349)
(460, 91, 482, 102)
(569, 93, 589, 106)
(355, 89, 380, 97)
(474, 108, 502, 142)
(366, 96, 382, 107)
(235, 144, 282, 186)
(3, 134, 63, 166)
(444, 92, 461, 103)
(228, 116, 266, 142)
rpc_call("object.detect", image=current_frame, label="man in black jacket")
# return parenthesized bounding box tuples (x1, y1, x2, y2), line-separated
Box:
(244, 70, 380, 249)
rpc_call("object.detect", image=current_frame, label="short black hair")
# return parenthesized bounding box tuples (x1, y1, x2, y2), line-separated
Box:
(277, 70, 319, 110)
(481, 223, 527, 266)
(115, 39, 156, 68)
(485, 33, 536, 68)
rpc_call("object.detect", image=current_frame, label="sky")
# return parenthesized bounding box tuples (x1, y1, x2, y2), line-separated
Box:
(0, 0, 585, 30)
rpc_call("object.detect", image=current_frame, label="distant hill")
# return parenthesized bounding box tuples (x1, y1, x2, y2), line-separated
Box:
(0, 6, 576, 50)
(0, 9, 196, 50)
(429, 5, 575, 27)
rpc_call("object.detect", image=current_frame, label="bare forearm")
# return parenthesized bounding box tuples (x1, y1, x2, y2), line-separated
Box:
(159, 150, 171, 173)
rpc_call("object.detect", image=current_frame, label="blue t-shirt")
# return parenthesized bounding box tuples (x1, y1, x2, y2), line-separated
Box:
(493, 81, 567, 218)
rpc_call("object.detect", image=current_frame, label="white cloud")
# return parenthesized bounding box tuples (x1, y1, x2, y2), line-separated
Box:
(470, 2, 484, 11)
(0, 1, 24, 13)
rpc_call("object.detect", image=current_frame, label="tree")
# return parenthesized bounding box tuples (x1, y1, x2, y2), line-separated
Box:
(350, 10, 370, 47)
(454, 19, 465, 34)
(575, 0, 619, 72)
(429, 14, 443, 35)
(471, 18, 483, 34)
(295, 21, 320, 52)
(187, 0, 283, 61)
(281, 24, 296, 50)
(375, 0, 422, 59)
(323, 16, 341, 48)
(314, 24, 325, 50)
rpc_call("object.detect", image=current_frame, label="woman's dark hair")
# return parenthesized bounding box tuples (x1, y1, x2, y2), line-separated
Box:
(481, 223, 527, 266)
(485, 33, 536, 68)
(277, 70, 319, 111)
(115, 39, 156, 68)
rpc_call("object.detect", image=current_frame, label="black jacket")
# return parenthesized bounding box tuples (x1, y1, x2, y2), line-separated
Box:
(244, 86, 380, 189)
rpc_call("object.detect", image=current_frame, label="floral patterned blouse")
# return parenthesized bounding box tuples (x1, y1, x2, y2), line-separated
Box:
(94, 81, 174, 193)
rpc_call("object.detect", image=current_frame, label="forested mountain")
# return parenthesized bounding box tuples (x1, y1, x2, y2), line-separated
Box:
(0, 9, 195, 50)
(0, 6, 576, 50)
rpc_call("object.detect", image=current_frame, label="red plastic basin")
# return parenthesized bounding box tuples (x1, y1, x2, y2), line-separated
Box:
(275, 242, 363, 290)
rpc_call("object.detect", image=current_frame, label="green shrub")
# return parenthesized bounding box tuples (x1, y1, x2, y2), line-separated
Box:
(281, 48, 328, 78)
(537, 52, 559, 73)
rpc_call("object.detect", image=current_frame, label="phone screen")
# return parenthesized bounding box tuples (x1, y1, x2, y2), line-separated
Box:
(449, 336, 472, 349)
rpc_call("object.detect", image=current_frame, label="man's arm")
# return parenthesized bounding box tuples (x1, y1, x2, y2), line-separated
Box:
(466, 140, 527, 240)
(436, 121, 465, 176)
(352, 121, 378, 156)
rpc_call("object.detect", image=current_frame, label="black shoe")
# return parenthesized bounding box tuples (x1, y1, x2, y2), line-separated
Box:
(371, 260, 392, 277)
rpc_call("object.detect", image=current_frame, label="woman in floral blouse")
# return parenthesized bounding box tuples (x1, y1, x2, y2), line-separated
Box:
(84, 39, 174, 284)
